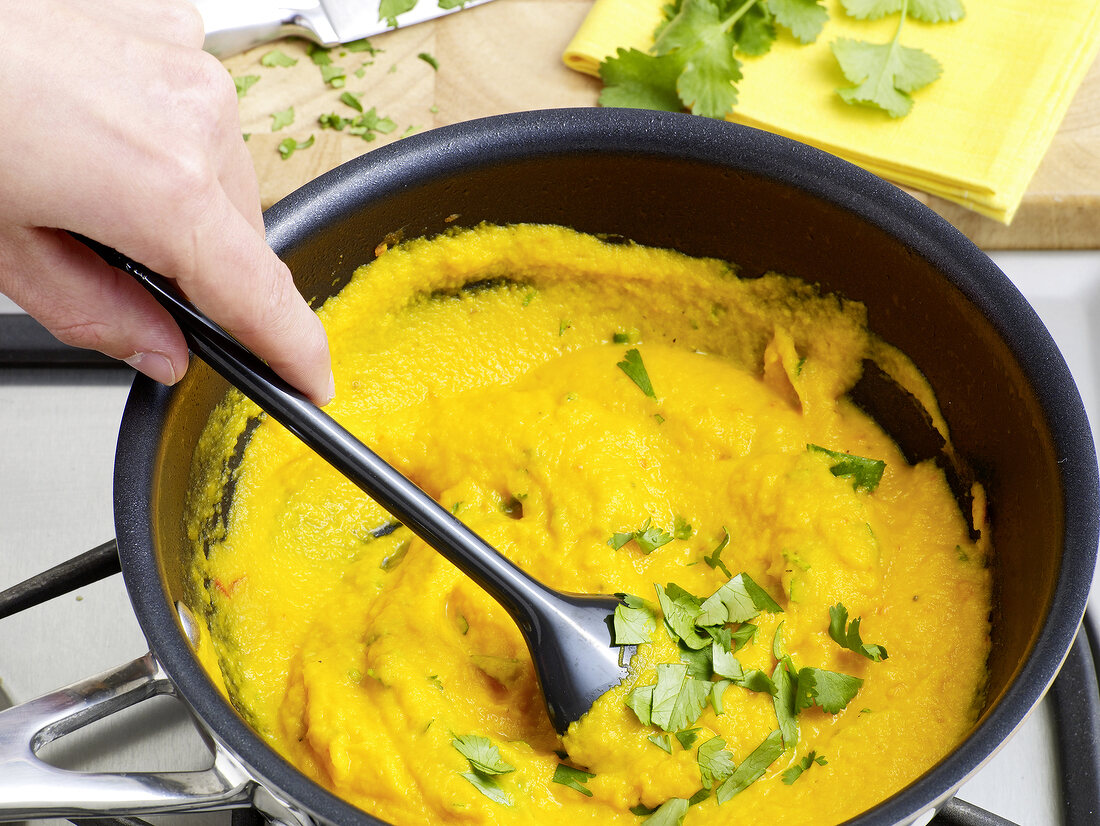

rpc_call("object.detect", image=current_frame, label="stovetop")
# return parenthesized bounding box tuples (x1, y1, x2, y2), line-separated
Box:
(1, 249, 1098, 826)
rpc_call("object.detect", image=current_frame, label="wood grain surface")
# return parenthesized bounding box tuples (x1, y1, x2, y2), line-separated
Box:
(224, 0, 1099, 250)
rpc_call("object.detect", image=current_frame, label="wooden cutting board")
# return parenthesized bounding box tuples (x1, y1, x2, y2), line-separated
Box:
(224, 0, 1100, 250)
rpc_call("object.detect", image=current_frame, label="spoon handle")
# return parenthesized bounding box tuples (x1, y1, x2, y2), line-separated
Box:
(75, 235, 551, 626)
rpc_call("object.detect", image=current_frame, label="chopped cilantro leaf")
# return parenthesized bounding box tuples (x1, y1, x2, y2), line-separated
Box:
(729, 623, 758, 651)
(260, 49, 298, 67)
(679, 642, 714, 680)
(733, 668, 776, 696)
(703, 528, 732, 576)
(715, 729, 784, 803)
(277, 135, 314, 160)
(340, 91, 364, 112)
(379, 0, 416, 26)
(270, 106, 295, 131)
(626, 684, 655, 726)
(807, 444, 885, 491)
(676, 728, 702, 749)
(648, 662, 712, 732)
(617, 348, 657, 399)
(358, 106, 398, 134)
(697, 736, 737, 790)
(687, 787, 711, 805)
(649, 733, 674, 753)
(552, 763, 595, 796)
(673, 515, 693, 540)
(608, 531, 634, 550)
(321, 63, 347, 87)
(710, 642, 743, 680)
(655, 583, 710, 650)
(608, 518, 673, 554)
(307, 43, 332, 65)
(344, 38, 380, 54)
(319, 112, 351, 130)
(772, 657, 800, 748)
(637, 521, 674, 553)
(234, 75, 260, 97)
(698, 572, 783, 626)
(613, 594, 658, 645)
(710, 678, 732, 713)
(828, 603, 888, 661)
(644, 797, 689, 825)
(795, 666, 863, 714)
(461, 771, 512, 805)
(781, 750, 828, 784)
(451, 733, 515, 775)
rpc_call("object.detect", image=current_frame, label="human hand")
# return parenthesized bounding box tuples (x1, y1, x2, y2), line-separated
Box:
(0, 0, 334, 404)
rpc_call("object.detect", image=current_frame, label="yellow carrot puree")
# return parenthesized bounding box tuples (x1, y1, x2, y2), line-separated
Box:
(186, 224, 991, 825)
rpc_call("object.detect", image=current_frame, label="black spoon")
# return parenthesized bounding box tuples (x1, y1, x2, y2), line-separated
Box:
(75, 235, 633, 734)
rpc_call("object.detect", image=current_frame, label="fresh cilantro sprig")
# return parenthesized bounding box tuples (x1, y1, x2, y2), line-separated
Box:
(832, 0, 959, 117)
(600, 0, 828, 119)
(597, 0, 961, 119)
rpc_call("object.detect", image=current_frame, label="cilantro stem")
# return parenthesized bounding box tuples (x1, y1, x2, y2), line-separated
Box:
(720, 0, 760, 34)
(890, 0, 908, 48)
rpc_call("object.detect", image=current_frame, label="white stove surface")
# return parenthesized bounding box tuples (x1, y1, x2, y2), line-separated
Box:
(1, 250, 1098, 826)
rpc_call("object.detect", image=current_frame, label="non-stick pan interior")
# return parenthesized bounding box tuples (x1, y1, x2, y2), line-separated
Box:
(117, 109, 1098, 826)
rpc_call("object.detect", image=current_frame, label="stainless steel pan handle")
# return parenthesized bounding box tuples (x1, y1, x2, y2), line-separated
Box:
(0, 652, 252, 820)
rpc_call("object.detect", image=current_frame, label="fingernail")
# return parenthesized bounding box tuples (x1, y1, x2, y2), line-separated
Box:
(124, 351, 178, 386)
(322, 370, 336, 406)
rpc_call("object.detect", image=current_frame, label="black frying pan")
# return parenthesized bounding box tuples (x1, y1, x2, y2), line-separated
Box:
(110, 108, 1098, 825)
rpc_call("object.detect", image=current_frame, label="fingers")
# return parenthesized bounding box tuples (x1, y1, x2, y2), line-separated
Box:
(0, 227, 188, 385)
(0, 0, 334, 403)
(160, 195, 335, 405)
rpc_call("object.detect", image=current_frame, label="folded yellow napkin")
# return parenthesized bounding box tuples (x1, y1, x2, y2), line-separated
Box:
(564, 0, 1100, 224)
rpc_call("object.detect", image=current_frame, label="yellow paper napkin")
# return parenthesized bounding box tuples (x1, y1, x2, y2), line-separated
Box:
(563, 0, 1100, 224)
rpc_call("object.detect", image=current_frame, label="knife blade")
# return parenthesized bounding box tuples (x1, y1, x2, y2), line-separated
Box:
(195, 0, 497, 58)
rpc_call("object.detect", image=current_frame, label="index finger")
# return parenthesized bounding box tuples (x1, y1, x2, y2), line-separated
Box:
(170, 193, 335, 405)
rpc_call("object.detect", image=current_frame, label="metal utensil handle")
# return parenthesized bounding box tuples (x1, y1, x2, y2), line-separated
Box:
(0, 653, 252, 819)
(74, 235, 555, 632)
(192, 0, 337, 58)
